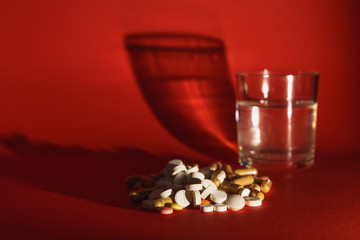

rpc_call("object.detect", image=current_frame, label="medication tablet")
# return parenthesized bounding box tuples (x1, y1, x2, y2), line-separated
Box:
(170, 203, 183, 211)
(167, 159, 183, 169)
(172, 165, 187, 176)
(214, 203, 227, 212)
(189, 172, 205, 183)
(200, 204, 214, 213)
(191, 191, 201, 207)
(238, 188, 250, 197)
(159, 188, 172, 198)
(160, 207, 174, 215)
(173, 172, 189, 186)
(175, 190, 192, 208)
(202, 179, 216, 189)
(186, 165, 199, 174)
(200, 185, 217, 200)
(244, 197, 262, 207)
(210, 190, 227, 204)
(226, 194, 245, 211)
(155, 180, 172, 187)
(185, 184, 203, 191)
(201, 199, 211, 205)
(216, 170, 226, 183)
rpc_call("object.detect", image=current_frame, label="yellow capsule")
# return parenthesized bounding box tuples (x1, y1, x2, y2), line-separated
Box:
(232, 175, 254, 186)
(224, 164, 233, 174)
(170, 203, 183, 211)
(219, 181, 243, 194)
(254, 177, 272, 193)
(208, 162, 222, 171)
(154, 197, 173, 208)
(249, 189, 264, 200)
(233, 167, 258, 176)
(211, 177, 221, 187)
(128, 188, 155, 203)
(125, 175, 142, 187)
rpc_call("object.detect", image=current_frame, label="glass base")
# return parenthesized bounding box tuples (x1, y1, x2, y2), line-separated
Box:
(239, 151, 314, 171)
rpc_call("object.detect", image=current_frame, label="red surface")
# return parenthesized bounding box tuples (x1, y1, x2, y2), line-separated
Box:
(1, 0, 360, 239)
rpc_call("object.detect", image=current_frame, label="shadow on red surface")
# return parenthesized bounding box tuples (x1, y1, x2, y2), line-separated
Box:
(0, 134, 208, 209)
(125, 33, 238, 162)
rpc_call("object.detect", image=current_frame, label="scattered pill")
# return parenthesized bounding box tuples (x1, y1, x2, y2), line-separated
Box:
(248, 183, 261, 191)
(172, 165, 187, 176)
(186, 164, 199, 174)
(238, 188, 250, 197)
(170, 203, 183, 211)
(200, 204, 214, 213)
(189, 172, 205, 183)
(173, 172, 189, 186)
(160, 207, 174, 214)
(210, 190, 227, 204)
(191, 191, 201, 207)
(201, 200, 211, 205)
(129, 188, 155, 203)
(200, 184, 217, 200)
(174, 190, 192, 208)
(154, 197, 173, 208)
(233, 168, 258, 176)
(226, 194, 245, 211)
(232, 175, 254, 186)
(244, 197, 262, 207)
(185, 183, 203, 191)
(214, 203, 227, 212)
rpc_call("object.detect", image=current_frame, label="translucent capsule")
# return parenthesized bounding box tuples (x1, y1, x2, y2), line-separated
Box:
(224, 164, 233, 174)
(232, 175, 254, 186)
(233, 168, 258, 176)
(219, 181, 243, 194)
(254, 178, 272, 193)
(249, 189, 265, 201)
(129, 188, 155, 203)
(211, 177, 221, 187)
(208, 162, 222, 171)
(248, 183, 261, 191)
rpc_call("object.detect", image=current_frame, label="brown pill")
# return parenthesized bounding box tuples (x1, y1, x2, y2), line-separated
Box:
(125, 175, 142, 187)
(139, 176, 156, 188)
(233, 168, 258, 176)
(232, 175, 254, 186)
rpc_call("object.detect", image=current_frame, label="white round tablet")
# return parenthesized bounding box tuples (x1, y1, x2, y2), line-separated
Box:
(200, 204, 214, 213)
(238, 188, 251, 197)
(174, 190, 192, 208)
(173, 172, 189, 186)
(214, 203, 227, 212)
(185, 183, 203, 191)
(210, 190, 227, 204)
(226, 194, 245, 211)
(186, 165, 199, 174)
(189, 172, 205, 183)
(244, 197, 262, 207)
(191, 191, 201, 207)
(200, 185, 217, 200)
(202, 179, 216, 189)
(171, 165, 187, 176)
(159, 188, 172, 198)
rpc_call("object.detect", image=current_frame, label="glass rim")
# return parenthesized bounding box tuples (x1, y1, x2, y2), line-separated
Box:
(236, 69, 319, 77)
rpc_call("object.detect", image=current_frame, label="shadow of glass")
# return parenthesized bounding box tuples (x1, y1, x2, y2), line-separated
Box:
(0, 134, 209, 209)
(125, 33, 237, 161)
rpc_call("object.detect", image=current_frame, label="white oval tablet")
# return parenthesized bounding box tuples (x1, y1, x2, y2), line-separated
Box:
(244, 197, 262, 207)
(186, 165, 199, 174)
(216, 170, 226, 183)
(159, 188, 172, 198)
(214, 203, 227, 212)
(226, 194, 245, 211)
(171, 165, 187, 176)
(167, 159, 183, 169)
(174, 190, 192, 208)
(202, 179, 216, 189)
(210, 190, 227, 204)
(238, 188, 251, 197)
(200, 185, 217, 200)
(185, 183, 203, 191)
(200, 204, 214, 212)
(173, 172, 189, 186)
(191, 191, 201, 207)
(189, 172, 205, 183)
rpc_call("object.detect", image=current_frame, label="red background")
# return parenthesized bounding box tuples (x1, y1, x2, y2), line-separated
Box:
(1, 0, 359, 239)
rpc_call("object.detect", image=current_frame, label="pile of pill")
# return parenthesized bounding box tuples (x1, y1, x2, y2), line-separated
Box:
(126, 159, 272, 214)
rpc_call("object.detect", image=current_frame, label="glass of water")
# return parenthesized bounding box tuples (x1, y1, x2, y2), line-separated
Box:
(235, 69, 319, 170)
